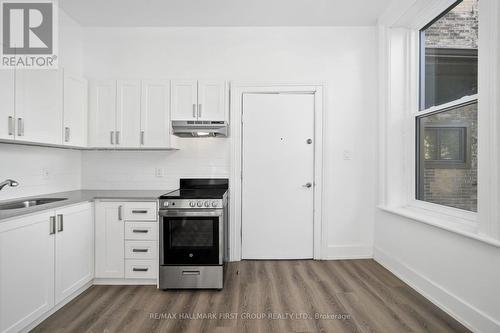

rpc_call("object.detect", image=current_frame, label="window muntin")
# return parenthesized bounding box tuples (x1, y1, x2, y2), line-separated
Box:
(417, 0, 478, 212)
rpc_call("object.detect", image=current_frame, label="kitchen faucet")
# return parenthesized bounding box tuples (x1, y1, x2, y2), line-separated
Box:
(0, 179, 19, 191)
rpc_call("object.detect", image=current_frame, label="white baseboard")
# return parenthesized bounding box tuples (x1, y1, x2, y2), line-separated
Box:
(20, 281, 93, 333)
(322, 244, 373, 259)
(374, 246, 500, 333)
(93, 278, 157, 285)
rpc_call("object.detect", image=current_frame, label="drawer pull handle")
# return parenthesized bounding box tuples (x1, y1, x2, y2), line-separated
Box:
(182, 270, 201, 276)
(132, 229, 149, 233)
(132, 210, 148, 214)
(133, 267, 149, 272)
(132, 248, 149, 253)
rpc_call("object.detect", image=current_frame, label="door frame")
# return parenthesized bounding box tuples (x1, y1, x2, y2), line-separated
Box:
(229, 82, 325, 261)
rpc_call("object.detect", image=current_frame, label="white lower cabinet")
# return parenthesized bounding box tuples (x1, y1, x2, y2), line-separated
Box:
(54, 203, 94, 303)
(0, 212, 55, 333)
(95, 201, 158, 281)
(95, 202, 125, 278)
(0, 202, 94, 333)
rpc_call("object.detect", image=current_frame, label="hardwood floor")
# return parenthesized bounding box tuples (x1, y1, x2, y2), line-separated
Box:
(32, 260, 470, 333)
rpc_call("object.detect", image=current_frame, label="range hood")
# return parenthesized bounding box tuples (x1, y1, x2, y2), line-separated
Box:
(172, 120, 228, 137)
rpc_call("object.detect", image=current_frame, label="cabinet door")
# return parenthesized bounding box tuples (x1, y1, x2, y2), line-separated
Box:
(89, 80, 116, 148)
(63, 74, 88, 147)
(0, 70, 15, 140)
(197, 80, 227, 121)
(55, 203, 94, 304)
(0, 212, 55, 333)
(95, 202, 125, 278)
(15, 70, 63, 144)
(170, 80, 197, 121)
(116, 80, 141, 147)
(141, 80, 170, 147)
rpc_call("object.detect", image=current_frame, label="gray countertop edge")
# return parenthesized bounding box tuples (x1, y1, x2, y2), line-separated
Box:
(0, 189, 170, 222)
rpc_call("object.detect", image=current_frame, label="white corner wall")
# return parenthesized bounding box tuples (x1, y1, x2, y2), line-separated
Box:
(374, 211, 500, 332)
(81, 26, 378, 259)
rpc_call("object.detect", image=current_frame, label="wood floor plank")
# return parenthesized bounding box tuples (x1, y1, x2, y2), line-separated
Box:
(31, 260, 471, 333)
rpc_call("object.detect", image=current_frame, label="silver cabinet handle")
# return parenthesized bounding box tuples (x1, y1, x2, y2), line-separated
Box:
(192, 104, 197, 118)
(17, 118, 24, 136)
(133, 267, 149, 272)
(110, 131, 114, 144)
(140, 131, 145, 145)
(64, 127, 70, 142)
(302, 182, 312, 188)
(182, 270, 200, 276)
(132, 210, 148, 214)
(8, 116, 14, 136)
(198, 104, 202, 118)
(49, 216, 56, 235)
(118, 205, 123, 220)
(57, 214, 64, 232)
(116, 131, 120, 145)
(132, 229, 149, 233)
(132, 248, 149, 253)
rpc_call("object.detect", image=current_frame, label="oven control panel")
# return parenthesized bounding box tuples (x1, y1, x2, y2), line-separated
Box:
(160, 199, 223, 209)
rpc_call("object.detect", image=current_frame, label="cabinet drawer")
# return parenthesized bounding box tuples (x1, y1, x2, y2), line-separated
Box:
(125, 222, 157, 240)
(125, 241, 157, 259)
(123, 202, 157, 221)
(125, 259, 157, 279)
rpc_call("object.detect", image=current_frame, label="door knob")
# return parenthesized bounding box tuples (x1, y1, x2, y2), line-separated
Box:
(303, 182, 312, 188)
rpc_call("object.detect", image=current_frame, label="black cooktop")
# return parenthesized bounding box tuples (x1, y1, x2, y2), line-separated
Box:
(159, 178, 228, 199)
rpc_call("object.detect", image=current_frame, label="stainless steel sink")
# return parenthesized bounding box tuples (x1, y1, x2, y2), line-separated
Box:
(0, 198, 67, 210)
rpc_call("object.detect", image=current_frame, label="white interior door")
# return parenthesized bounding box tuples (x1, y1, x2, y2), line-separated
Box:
(242, 93, 315, 259)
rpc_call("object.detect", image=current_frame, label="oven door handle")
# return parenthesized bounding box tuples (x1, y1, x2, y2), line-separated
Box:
(159, 209, 222, 217)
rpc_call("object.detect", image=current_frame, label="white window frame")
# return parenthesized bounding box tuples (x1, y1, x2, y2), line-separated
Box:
(378, 0, 500, 245)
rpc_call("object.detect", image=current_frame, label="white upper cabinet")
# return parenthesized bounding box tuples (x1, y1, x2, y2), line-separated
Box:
(54, 203, 94, 304)
(171, 80, 227, 122)
(0, 70, 15, 140)
(89, 80, 117, 148)
(0, 211, 55, 333)
(63, 73, 88, 147)
(89, 79, 171, 148)
(141, 80, 170, 147)
(15, 70, 63, 145)
(171, 80, 198, 121)
(197, 80, 226, 121)
(116, 80, 142, 147)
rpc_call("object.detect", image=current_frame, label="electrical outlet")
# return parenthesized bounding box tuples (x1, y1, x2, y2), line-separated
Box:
(155, 168, 165, 178)
(42, 168, 50, 180)
(343, 150, 352, 161)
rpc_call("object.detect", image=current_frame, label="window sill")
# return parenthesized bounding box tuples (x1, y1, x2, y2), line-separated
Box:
(378, 205, 500, 248)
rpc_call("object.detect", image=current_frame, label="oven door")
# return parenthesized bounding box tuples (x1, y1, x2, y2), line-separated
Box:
(159, 209, 223, 265)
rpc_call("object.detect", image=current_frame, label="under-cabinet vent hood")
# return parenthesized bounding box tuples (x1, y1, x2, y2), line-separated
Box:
(172, 121, 228, 137)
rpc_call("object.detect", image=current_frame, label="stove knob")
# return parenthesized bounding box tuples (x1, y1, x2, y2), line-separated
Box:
(163, 201, 169, 207)
(189, 201, 195, 207)
(197, 201, 203, 207)
(204, 201, 210, 207)
(211, 201, 218, 207)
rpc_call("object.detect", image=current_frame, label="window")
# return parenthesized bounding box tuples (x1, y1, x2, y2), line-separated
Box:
(417, 0, 478, 212)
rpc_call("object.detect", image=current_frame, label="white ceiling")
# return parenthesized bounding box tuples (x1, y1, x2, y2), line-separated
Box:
(59, 0, 391, 27)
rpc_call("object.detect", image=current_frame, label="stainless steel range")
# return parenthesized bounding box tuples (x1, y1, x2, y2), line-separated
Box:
(158, 179, 228, 289)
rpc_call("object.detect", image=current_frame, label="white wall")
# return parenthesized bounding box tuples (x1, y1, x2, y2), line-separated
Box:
(374, 212, 500, 332)
(0, 144, 81, 201)
(81, 27, 378, 258)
